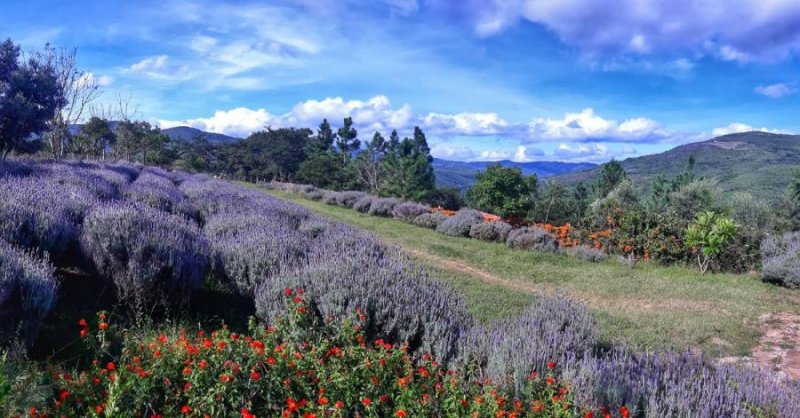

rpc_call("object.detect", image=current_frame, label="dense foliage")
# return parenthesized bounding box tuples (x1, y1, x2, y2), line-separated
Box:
(467, 164, 537, 219)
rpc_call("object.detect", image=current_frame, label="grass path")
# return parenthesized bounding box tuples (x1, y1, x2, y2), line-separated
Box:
(259, 187, 800, 358)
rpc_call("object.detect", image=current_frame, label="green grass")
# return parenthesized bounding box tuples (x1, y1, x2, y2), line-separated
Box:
(259, 187, 800, 357)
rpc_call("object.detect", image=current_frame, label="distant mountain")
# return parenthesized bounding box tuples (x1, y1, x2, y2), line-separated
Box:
(433, 158, 597, 190)
(161, 126, 240, 143)
(553, 131, 800, 202)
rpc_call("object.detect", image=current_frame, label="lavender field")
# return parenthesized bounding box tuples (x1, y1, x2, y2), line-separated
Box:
(0, 158, 797, 416)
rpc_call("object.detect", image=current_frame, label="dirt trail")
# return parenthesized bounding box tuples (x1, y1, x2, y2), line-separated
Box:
(403, 248, 541, 295)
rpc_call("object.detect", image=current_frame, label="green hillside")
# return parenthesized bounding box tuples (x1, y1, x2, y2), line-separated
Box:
(555, 131, 800, 201)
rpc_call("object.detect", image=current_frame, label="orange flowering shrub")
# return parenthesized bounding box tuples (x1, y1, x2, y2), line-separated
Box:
(28, 290, 600, 418)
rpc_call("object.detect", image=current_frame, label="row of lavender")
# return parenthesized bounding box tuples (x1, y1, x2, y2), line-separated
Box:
(266, 181, 608, 263)
(0, 160, 798, 416)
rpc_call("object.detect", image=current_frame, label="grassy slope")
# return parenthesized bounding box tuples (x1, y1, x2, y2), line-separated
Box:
(261, 187, 800, 358)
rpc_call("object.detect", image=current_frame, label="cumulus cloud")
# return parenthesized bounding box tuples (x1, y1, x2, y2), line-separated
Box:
(129, 55, 187, 79)
(755, 83, 797, 98)
(158, 107, 275, 138)
(158, 95, 413, 137)
(553, 143, 610, 163)
(528, 108, 673, 143)
(421, 112, 514, 136)
(430, 144, 479, 160)
(711, 123, 790, 137)
(451, 0, 800, 62)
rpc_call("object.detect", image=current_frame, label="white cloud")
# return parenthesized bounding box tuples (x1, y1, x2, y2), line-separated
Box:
(514, 145, 545, 162)
(97, 75, 114, 87)
(384, 0, 419, 16)
(553, 143, 610, 163)
(528, 108, 672, 143)
(755, 83, 797, 99)
(461, 0, 800, 62)
(72, 72, 114, 89)
(421, 112, 512, 136)
(283, 95, 414, 133)
(430, 144, 478, 160)
(711, 122, 790, 137)
(158, 107, 275, 138)
(130, 55, 169, 72)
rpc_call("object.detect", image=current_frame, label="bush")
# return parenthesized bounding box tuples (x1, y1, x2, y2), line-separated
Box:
(460, 296, 597, 394)
(255, 224, 473, 364)
(81, 203, 210, 309)
(30, 297, 581, 418)
(668, 178, 719, 222)
(335, 191, 366, 208)
(469, 221, 512, 242)
(507, 227, 559, 252)
(367, 198, 400, 217)
(0, 177, 82, 259)
(322, 191, 341, 205)
(564, 246, 607, 262)
(436, 208, 483, 237)
(124, 171, 196, 219)
(567, 347, 800, 418)
(413, 212, 447, 229)
(0, 240, 57, 347)
(392, 202, 430, 222)
(302, 188, 323, 201)
(353, 196, 374, 213)
(761, 231, 800, 288)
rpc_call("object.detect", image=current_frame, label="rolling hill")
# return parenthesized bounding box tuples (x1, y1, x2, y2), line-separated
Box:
(161, 126, 241, 143)
(433, 158, 596, 190)
(554, 131, 800, 202)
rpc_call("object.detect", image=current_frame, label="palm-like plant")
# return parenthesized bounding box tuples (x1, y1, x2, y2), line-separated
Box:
(685, 211, 738, 274)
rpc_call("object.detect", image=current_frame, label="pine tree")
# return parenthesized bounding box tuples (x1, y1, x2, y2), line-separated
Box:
(382, 127, 436, 200)
(336, 117, 359, 164)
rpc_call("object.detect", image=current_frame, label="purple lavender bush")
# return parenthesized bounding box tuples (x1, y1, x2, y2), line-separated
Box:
(124, 171, 197, 219)
(322, 191, 342, 205)
(469, 221, 513, 242)
(255, 222, 473, 363)
(565, 347, 800, 418)
(459, 295, 597, 393)
(565, 245, 608, 263)
(413, 212, 448, 229)
(335, 191, 367, 208)
(507, 226, 559, 252)
(353, 196, 374, 213)
(761, 231, 800, 288)
(368, 198, 401, 217)
(0, 239, 57, 347)
(81, 203, 210, 309)
(0, 176, 83, 259)
(436, 208, 484, 237)
(392, 202, 431, 223)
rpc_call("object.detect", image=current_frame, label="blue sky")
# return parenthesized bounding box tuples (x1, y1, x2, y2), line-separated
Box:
(4, 0, 800, 162)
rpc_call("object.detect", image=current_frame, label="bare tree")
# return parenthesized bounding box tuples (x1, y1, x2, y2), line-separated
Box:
(42, 45, 102, 159)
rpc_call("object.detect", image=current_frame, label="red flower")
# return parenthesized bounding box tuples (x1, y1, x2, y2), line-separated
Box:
(267, 357, 276, 365)
(95, 405, 105, 414)
(241, 408, 255, 418)
(395, 410, 408, 418)
(181, 405, 192, 414)
(250, 371, 261, 381)
(362, 398, 372, 407)
(584, 411, 594, 418)
(318, 396, 329, 405)
(78, 319, 88, 328)
(335, 401, 344, 409)
(547, 361, 557, 369)
(285, 288, 293, 296)
(106, 362, 116, 371)
(620, 406, 630, 418)
(99, 322, 109, 330)
(57, 389, 70, 401)
(80, 328, 89, 338)
(546, 376, 555, 385)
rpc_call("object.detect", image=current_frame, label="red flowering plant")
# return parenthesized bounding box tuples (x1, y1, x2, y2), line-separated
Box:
(29, 290, 606, 417)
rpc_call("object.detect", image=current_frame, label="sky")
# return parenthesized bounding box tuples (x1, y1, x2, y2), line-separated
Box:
(4, 0, 800, 163)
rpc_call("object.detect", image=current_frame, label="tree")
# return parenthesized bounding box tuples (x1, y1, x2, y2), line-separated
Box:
(534, 179, 571, 224)
(650, 156, 697, 209)
(40, 45, 101, 159)
(115, 120, 146, 161)
(307, 118, 336, 153)
(596, 159, 626, 198)
(78, 116, 115, 160)
(685, 211, 738, 274)
(382, 128, 436, 201)
(141, 124, 169, 165)
(466, 164, 537, 219)
(335, 117, 359, 164)
(220, 128, 311, 181)
(354, 131, 387, 193)
(0, 39, 65, 159)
